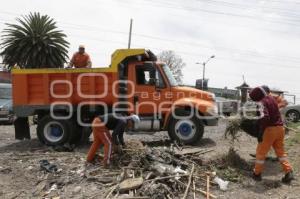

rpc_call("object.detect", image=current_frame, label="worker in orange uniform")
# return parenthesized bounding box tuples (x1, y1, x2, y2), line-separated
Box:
(249, 86, 294, 183)
(69, 45, 92, 68)
(274, 95, 288, 109)
(86, 117, 112, 167)
(87, 114, 140, 167)
(261, 85, 288, 109)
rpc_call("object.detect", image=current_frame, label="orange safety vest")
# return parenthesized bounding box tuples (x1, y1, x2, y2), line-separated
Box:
(71, 52, 91, 68)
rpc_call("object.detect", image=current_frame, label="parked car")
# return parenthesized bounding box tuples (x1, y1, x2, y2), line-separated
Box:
(282, 104, 300, 123)
(0, 83, 14, 124)
(216, 97, 238, 116)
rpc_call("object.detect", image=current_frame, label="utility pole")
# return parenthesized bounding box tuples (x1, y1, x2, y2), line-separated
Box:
(128, 18, 133, 49)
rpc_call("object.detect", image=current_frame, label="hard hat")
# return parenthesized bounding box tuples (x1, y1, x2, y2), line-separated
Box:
(79, 45, 85, 49)
(129, 114, 140, 124)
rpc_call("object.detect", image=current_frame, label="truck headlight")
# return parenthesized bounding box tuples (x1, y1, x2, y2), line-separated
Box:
(207, 105, 218, 115)
(209, 93, 216, 102)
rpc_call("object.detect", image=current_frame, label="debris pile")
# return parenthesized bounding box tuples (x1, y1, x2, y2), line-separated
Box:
(1, 140, 231, 198)
(86, 142, 221, 199)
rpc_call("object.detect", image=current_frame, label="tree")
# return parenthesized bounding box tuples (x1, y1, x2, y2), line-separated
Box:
(0, 12, 69, 69)
(158, 50, 185, 84)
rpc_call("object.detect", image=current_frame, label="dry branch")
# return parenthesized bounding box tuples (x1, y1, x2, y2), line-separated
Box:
(182, 164, 195, 199)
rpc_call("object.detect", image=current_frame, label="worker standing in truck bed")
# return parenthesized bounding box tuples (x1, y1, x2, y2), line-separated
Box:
(86, 113, 140, 167)
(69, 45, 92, 68)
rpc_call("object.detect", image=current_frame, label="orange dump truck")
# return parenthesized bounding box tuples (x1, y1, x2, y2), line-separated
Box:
(12, 49, 218, 146)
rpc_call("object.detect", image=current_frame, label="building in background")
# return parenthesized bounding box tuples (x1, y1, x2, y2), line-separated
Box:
(0, 64, 11, 83)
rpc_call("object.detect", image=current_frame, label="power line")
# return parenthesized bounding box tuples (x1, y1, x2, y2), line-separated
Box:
(108, 0, 300, 26)
(0, 14, 299, 68)
(13, 6, 300, 36)
(0, 7, 300, 68)
(264, 0, 300, 5)
(1, 14, 300, 67)
(148, 0, 300, 18)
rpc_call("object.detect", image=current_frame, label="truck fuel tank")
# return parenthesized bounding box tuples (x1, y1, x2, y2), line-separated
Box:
(126, 117, 160, 135)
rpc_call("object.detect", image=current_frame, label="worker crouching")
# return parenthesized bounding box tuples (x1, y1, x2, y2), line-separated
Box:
(86, 117, 112, 167)
(86, 114, 140, 167)
(249, 86, 294, 183)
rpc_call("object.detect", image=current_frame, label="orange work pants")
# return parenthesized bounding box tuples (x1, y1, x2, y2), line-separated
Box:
(87, 118, 112, 166)
(254, 126, 292, 175)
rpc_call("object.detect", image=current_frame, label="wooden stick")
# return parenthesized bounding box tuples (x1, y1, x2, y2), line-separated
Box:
(117, 197, 150, 199)
(175, 179, 217, 199)
(182, 164, 195, 199)
(144, 174, 189, 182)
(193, 179, 196, 199)
(284, 125, 300, 133)
(206, 174, 210, 199)
(193, 175, 217, 185)
(196, 149, 214, 155)
(196, 189, 216, 199)
(105, 185, 117, 199)
(133, 170, 136, 195)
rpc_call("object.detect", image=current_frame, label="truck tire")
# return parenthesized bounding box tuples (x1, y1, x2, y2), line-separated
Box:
(37, 115, 75, 146)
(168, 111, 204, 144)
(286, 110, 300, 123)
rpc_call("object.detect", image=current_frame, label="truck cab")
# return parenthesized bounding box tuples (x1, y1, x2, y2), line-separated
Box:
(123, 59, 218, 144)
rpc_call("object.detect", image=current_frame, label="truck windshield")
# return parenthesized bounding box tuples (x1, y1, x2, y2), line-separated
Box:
(162, 65, 178, 86)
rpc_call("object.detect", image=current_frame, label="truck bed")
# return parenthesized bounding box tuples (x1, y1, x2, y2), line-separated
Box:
(12, 68, 118, 107)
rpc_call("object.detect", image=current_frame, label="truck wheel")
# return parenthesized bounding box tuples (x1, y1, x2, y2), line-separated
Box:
(286, 110, 300, 123)
(37, 115, 74, 146)
(168, 114, 204, 144)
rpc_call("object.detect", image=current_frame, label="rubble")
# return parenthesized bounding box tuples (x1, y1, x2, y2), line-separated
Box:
(119, 177, 144, 192)
(91, 143, 220, 199)
(72, 186, 82, 194)
(0, 138, 223, 198)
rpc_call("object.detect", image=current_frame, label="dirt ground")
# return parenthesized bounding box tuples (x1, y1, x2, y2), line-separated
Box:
(0, 119, 300, 199)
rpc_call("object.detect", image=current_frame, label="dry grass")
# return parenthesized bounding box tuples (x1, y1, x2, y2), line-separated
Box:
(212, 147, 252, 182)
(224, 118, 242, 144)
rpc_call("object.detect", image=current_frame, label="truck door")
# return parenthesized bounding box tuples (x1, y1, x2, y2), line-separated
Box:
(128, 62, 171, 117)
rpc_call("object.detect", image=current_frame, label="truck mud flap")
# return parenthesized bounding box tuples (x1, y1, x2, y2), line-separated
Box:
(14, 117, 30, 140)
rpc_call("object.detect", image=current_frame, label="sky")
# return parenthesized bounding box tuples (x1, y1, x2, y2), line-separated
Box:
(0, 0, 300, 102)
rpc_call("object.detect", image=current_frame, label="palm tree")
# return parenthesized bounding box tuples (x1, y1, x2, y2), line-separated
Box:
(0, 12, 69, 69)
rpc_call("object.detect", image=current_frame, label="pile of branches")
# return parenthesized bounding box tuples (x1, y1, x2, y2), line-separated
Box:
(225, 116, 259, 144)
(86, 144, 217, 199)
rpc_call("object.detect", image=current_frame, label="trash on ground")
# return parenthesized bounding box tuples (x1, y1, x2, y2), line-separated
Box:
(39, 159, 58, 173)
(213, 176, 229, 191)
